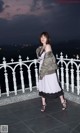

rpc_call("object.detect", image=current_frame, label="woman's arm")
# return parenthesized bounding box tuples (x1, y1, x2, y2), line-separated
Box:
(45, 44, 52, 53)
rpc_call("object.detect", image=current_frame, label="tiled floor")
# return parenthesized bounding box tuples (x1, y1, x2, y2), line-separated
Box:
(0, 97, 80, 133)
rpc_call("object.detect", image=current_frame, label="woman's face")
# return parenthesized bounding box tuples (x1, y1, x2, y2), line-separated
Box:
(40, 35, 47, 44)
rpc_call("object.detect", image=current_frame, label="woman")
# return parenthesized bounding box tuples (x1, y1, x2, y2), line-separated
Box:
(36, 32, 66, 112)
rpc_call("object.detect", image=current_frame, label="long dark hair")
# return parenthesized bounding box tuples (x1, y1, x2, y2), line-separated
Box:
(39, 32, 51, 45)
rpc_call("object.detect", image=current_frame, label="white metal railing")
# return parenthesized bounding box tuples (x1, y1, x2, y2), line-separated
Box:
(0, 55, 39, 97)
(56, 52, 80, 95)
(0, 52, 80, 98)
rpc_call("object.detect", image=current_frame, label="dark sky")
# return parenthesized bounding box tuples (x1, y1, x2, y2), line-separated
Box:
(0, 0, 80, 45)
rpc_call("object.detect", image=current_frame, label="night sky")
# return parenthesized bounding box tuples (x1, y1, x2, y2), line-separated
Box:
(0, 0, 80, 45)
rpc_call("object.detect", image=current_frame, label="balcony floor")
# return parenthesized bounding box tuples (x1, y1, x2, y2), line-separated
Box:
(0, 97, 80, 133)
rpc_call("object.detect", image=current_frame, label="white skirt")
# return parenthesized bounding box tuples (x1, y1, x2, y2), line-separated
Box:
(38, 73, 63, 98)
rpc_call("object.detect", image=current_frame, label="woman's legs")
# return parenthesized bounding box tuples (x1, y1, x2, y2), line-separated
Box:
(59, 95, 67, 110)
(41, 97, 46, 105)
(41, 97, 46, 112)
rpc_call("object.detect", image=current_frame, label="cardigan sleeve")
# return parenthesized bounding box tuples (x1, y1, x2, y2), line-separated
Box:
(39, 51, 57, 80)
(36, 46, 42, 58)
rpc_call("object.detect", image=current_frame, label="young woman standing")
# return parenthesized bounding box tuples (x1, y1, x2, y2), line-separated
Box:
(36, 32, 66, 112)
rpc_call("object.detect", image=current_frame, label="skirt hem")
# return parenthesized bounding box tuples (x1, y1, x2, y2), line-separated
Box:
(39, 90, 64, 99)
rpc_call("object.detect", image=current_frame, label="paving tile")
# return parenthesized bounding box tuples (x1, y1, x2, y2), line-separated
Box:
(3, 98, 41, 113)
(0, 111, 20, 125)
(74, 124, 80, 133)
(49, 108, 80, 124)
(12, 106, 45, 121)
(9, 121, 34, 133)
(0, 97, 80, 133)
(43, 124, 80, 133)
(67, 120, 80, 133)
(0, 106, 9, 113)
(66, 101, 80, 111)
(42, 125, 71, 133)
(44, 99, 63, 114)
(24, 115, 63, 133)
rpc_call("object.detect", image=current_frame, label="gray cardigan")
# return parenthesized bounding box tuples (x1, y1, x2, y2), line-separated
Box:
(36, 46, 58, 80)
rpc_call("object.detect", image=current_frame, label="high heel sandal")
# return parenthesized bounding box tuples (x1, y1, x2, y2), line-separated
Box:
(62, 100, 67, 110)
(41, 104, 46, 112)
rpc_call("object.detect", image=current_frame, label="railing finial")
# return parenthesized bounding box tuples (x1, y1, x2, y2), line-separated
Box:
(60, 52, 63, 56)
(26, 56, 29, 60)
(65, 55, 68, 59)
(11, 58, 14, 62)
(19, 55, 21, 59)
(56, 54, 58, 58)
(76, 55, 79, 60)
(3, 57, 6, 61)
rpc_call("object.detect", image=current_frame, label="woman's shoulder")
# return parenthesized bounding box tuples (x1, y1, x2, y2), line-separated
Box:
(45, 44, 52, 52)
(46, 44, 51, 47)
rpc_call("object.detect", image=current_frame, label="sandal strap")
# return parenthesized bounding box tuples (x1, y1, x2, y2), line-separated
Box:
(41, 104, 46, 112)
(62, 100, 67, 110)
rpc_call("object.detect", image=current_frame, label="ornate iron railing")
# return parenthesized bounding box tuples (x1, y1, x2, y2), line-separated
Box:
(0, 52, 80, 97)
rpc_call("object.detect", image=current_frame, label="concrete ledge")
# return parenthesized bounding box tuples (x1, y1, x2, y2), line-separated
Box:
(0, 88, 80, 106)
(0, 89, 39, 106)
(64, 91, 80, 105)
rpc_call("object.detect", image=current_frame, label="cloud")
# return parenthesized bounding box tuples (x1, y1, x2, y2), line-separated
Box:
(31, 0, 56, 10)
(0, 0, 58, 20)
(0, 0, 80, 45)
(5, 5, 10, 8)
(31, 0, 57, 15)
(0, 0, 33, 20)
(56, 0, 80, 3)
(0, 0, 4, 12)
(42, 0, 57, 9)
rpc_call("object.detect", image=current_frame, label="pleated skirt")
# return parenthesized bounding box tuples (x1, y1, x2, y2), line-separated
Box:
(38, 73, 63, 99)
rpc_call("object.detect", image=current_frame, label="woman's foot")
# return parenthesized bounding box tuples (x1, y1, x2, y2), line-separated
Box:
(41, 104, 46, 112)
(61, 100, 67, 110)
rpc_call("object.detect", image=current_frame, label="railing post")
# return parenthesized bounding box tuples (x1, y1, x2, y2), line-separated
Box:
(66, 65, 69, 91)
(71, 59, 74, 93)
(77, 66, 80, 95)
(28, 68, 32, 91)
(34, 59, 39, 90)
(19, 55, 25, 93)
(60, 52, 64, 89)
(13, 71, 17, 95)
(3, 57, 9, 97)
